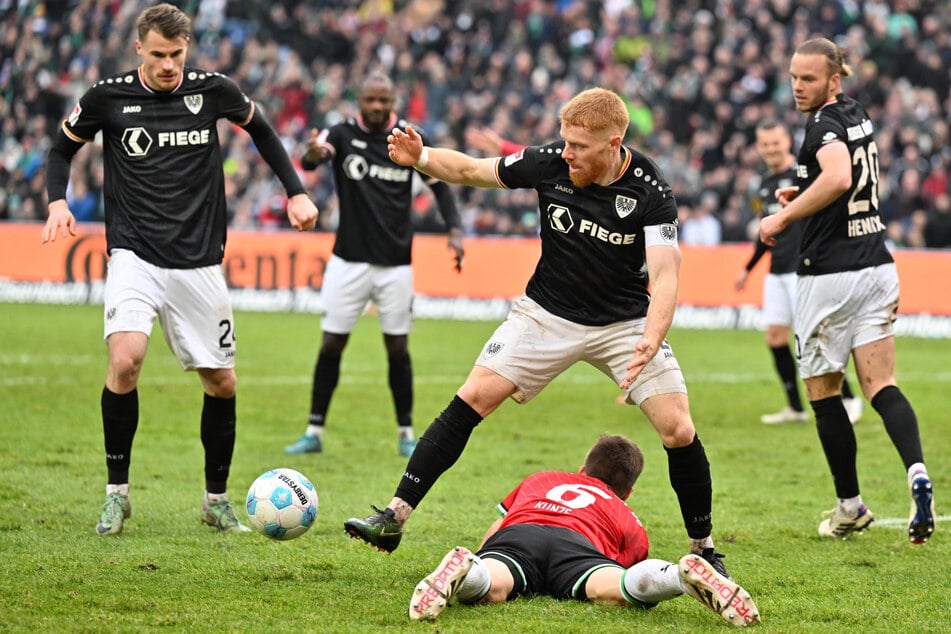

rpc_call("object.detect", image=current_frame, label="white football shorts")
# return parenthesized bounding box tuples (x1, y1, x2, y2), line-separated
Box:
(475, 295, 687, 405)
(762, 272, 797, 328)
(103, 249, 235, 370)
(794, 263, 899, 379)
(320, 254, 414, 335)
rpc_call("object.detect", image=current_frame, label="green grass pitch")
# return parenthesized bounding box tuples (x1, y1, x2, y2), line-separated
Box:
(0, 302, 947, 632)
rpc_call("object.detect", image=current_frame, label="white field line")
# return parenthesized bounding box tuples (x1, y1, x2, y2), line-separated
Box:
(872, 515, 948, 528)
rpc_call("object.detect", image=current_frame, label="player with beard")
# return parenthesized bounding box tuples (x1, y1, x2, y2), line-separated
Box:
(285, 73, 463, 458)
(345, 88, 735, 580)
(737, 119, 863, 425)
(760, 38, 935, 544)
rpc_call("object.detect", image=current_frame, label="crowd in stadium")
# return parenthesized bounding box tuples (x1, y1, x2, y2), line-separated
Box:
(2, 0, 950, 247)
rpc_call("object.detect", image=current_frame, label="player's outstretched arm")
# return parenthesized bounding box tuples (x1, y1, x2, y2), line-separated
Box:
(388, 125, 500, 189)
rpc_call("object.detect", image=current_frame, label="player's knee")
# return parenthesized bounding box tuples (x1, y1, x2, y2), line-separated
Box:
(320, 332, 349, 355)
(585, 578, 627, 606)
(201, 369, 236, 398)
(108, 355, 143, 390)
(660, 422, 696, 448)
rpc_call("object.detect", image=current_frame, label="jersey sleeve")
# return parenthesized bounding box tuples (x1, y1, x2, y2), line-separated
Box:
(641, 172, 679, 227)
(617, 511, 650, 566)
(496, 482, 522, 517)
(62, 84, 107, 142)
(216, 74, 254, 124)
(495, 142, 564, 189)
(803, 115, 847, 159)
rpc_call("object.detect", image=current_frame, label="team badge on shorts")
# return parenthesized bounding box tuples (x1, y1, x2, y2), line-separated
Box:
(483, 342, 504, 358)
(615, 195, 637, 218)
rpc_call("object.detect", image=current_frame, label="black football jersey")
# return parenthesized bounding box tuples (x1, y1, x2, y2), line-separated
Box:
(320, 114, 431, 266)
(496, 142, 678, 326)
(795, 93, 893, 275)
(62, 67, 251, 268)
(753, 165, 802, 275)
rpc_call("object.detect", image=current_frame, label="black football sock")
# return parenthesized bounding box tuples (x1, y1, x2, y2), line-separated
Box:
(841, 378, 855, 400)
(872, 386, 924, 469)
(770, 345, 802, 411)
(388, 351, 413, 428)
(812, 396, 859, 498)
(309, 351, 341, 426)
(665, 435, 713, 540)
(394, 396, 482, 508)
(102, 386, 138, 484)
(201, 394, 236, 495)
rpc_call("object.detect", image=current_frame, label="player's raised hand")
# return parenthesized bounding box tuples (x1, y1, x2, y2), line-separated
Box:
(304, 128, 329, 162)
(286, 193, 319, 232)
(42, 199, 77, 243)
(387, 125, 423, 167)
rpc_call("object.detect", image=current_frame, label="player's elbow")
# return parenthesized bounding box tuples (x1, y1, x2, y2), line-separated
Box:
(829, 171, 852, 195)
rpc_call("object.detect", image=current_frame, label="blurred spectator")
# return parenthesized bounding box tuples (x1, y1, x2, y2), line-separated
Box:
(680, 191, 722, 246)
(924, 193, 951, 248)
(2, 0, 950, 247)
(66, 177, 100, 222)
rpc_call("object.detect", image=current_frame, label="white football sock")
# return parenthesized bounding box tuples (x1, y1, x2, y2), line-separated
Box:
(106, 483, 129, 496)
(305, 424, 324, 437)
(455, 554, 491, 604)
(205, 491, 228, 504)
(622, 559, 684, 604)
(398, 426, 415, 441)
(689, 536, 714, 554)
(838, 495, 863, 516)
(908, 462, 928, 487)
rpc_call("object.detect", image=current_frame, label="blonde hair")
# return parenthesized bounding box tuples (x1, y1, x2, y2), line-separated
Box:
(795, 38, 852, 78)
(560, 88, 629, 137)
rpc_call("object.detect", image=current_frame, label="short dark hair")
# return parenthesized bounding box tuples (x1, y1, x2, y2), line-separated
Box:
(583, 434, 644, 498)
(360, 73, 394, 95)
(137, 3, 192, 42)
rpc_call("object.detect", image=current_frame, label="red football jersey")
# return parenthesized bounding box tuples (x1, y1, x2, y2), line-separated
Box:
(497, 471, 650, 567)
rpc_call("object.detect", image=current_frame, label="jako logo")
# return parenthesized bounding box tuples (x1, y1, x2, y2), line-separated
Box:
(122, 105, 142, 113)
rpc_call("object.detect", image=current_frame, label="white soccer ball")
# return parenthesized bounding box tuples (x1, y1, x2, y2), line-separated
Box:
(246, 468, 319, 540)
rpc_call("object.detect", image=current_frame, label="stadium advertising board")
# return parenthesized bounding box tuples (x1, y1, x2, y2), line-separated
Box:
(2, 223, 950, 335)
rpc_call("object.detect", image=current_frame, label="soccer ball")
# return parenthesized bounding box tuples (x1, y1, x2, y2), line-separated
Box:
(246, 468, 319, 540)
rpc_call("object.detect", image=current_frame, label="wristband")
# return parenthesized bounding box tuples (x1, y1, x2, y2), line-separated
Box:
(414, 146, 429, 169)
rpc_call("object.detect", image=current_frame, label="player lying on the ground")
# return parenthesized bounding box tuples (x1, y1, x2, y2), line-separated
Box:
(408, 435, 760, 627)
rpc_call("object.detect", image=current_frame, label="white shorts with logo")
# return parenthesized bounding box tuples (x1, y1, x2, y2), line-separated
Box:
(104, 249, 236, 370)
(794, 263, 899, 379)
(321, 254, 414, 335)
(475, 295, 687, 406)
(762, 272, 797, 328)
